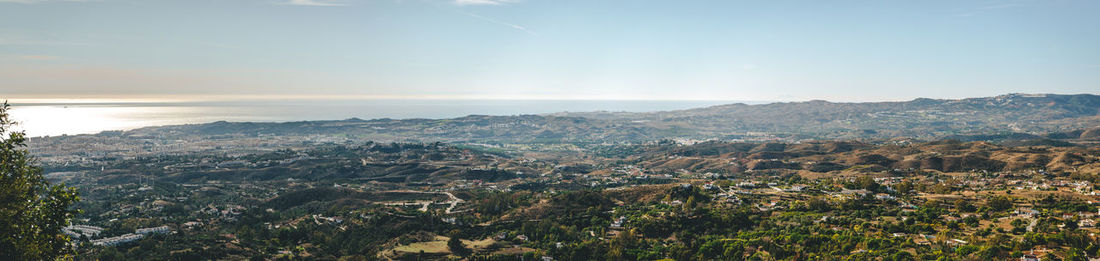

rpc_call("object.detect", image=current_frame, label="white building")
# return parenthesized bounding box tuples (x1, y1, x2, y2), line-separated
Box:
(63, 225, 104, 238)
(135, 226, 171, 235)
(90, 234, 144, 246)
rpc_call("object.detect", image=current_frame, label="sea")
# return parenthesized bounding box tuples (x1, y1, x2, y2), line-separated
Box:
(7, 99, 753, 137)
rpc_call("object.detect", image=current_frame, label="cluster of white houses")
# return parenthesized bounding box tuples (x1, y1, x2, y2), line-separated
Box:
(89, 225, 172, 246)
(63, 225, 104, 238)
(91, 234, 144, 247)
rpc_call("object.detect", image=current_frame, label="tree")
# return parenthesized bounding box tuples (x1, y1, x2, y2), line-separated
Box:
(853, 176, 880, 192)
(0, 102, 80, 260)
(987, 196, 1013, 212)
(447, 235, 470, 256)
(807, 197, 830, 212)
(894, 181, 914, 195)
(1064, 219, 1079, 230)
(955, 199, 977, 212)
(609, 229, 638, 260)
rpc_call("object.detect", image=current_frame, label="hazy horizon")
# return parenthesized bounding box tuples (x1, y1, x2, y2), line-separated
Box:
(6, 91, 1099, 105)
(8, 92, 1096, 137)
(7, 99, 750, 137)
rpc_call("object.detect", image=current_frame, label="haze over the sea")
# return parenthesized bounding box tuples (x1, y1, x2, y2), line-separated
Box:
(7, 99, 747, 137)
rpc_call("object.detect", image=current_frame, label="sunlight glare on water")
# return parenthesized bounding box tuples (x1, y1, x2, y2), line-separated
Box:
(8, 105, 200, 137)
(5, 99, 744, 137)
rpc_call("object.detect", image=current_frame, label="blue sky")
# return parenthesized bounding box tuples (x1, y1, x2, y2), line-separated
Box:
(0, 0, 1097, 101)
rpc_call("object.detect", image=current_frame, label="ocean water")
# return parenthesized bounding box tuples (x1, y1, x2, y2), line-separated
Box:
(7, 99, 747, 137)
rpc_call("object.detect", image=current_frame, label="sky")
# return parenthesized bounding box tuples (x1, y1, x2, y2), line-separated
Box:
(0, 0, 1098, 102)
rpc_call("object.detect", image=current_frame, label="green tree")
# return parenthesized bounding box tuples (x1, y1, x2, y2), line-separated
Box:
(608, 229, 638, 260)
(955, 198, 977, 212)
(988, 196, 1014, 212)
(807, 197, 830, 212)
(853, 176, 880, 192)
(0, 102, 81, 260)
(447, 235, 470, 256)
(894, 181, 914, 195)
(1064, 219, 1079, 230)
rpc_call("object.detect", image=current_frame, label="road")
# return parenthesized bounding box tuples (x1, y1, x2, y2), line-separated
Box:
(379, 190, 465, 214)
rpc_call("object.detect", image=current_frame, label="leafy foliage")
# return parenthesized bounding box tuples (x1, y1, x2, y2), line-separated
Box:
(0, 102, 80, 260)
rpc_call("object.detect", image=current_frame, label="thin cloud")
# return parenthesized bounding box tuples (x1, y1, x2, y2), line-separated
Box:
(17, 55, 62, 61)
(0, 54, 61, 62)
(954, 0, 1032, 17)
(976, 2, 1025, 10)
(0, 35, 90, 46)
(0, 0, 94, 3)
(454, 0, 517, 6)
(460, 11, 538, 36)
(281, 0, 347, 6)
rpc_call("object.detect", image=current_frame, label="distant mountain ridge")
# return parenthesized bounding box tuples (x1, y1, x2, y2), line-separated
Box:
(26, 93, 1100, 160)
(554, 93, 1100, 140)
(102, 93, 1100, 142)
